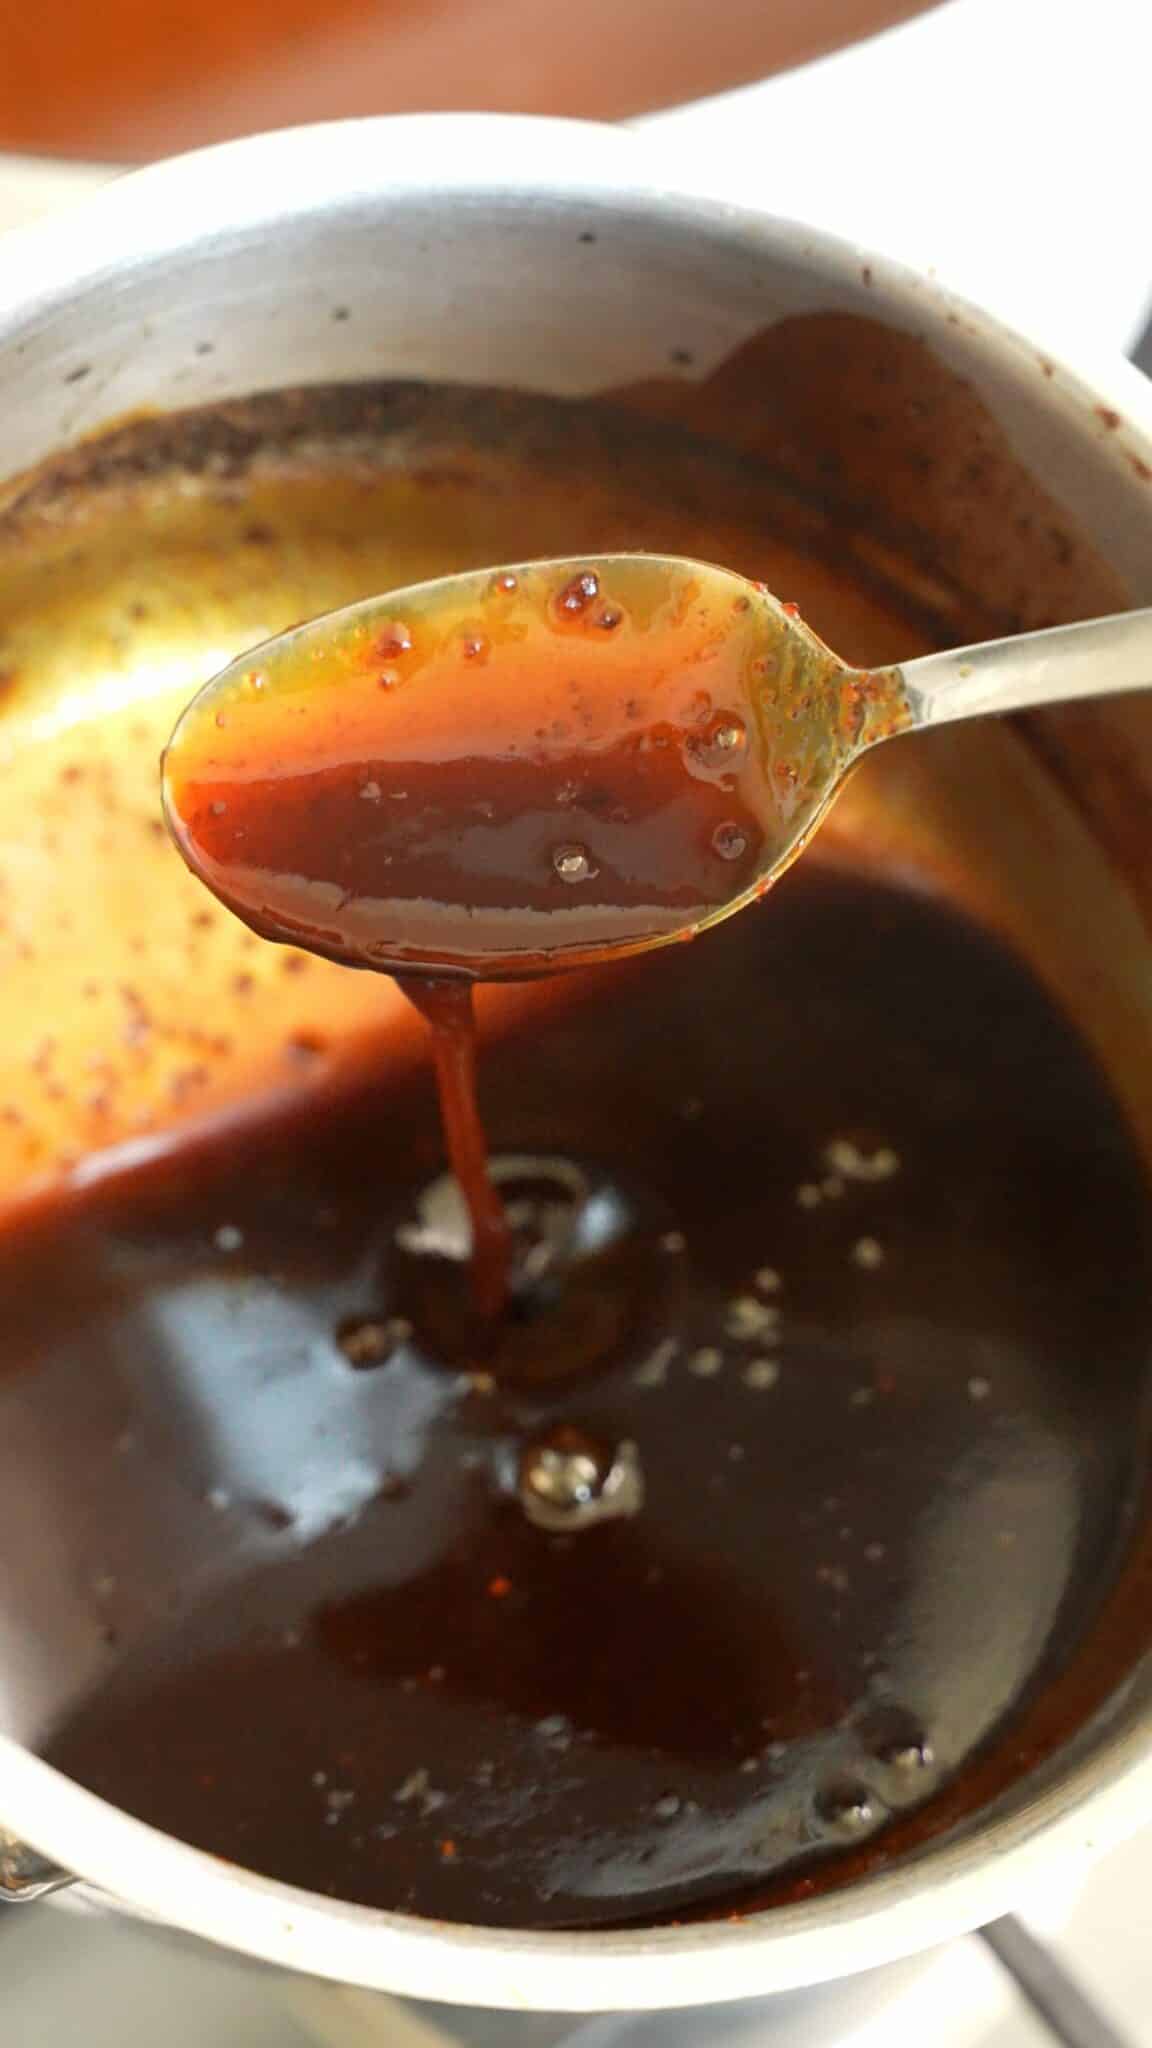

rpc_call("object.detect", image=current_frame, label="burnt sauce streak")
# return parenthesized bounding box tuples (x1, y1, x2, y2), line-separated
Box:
(2, 354, 1149, 1933)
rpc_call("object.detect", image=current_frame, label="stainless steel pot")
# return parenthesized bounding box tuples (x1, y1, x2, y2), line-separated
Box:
(0, 114, 1150, 2012)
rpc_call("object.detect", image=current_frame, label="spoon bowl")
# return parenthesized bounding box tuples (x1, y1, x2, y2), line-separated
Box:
(160, 554, 911, 978)
(162, 553, 1152, 980)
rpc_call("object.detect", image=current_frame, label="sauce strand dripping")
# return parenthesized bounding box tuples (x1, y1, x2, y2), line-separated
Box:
(400, 977, 510, 1317)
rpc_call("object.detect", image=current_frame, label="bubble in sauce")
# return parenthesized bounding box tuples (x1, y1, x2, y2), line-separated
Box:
(685, 712, 748, 781)
(885, 1737, 935, 1776)
(689, 1346, 723, 1378)
(336, 1316, 409, 1370)
(712, 823, 748, 862)
(535, 1714, 574, 1752)
(712, 718, 744, 752)
(724, 1294, 779, 1341)
(517, 1426, 643, 1531)
(822, 1136, 900, 1182)
(743, 1358, 780, 1391)
(819, 1785, 879, 1836)
(859, 1703, 936, 1788)
(554, 570, 600, 618)
(552, 843, 599, 885)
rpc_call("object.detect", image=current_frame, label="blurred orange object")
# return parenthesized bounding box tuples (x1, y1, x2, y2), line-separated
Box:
(2, 0, 938, 161)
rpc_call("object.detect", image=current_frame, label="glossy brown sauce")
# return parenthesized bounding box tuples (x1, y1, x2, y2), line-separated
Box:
(2, 367, 1148, 1932)
(23, 866, 1152, 1926)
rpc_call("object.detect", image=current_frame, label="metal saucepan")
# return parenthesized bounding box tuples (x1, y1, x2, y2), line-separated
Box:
(0, 117, 1150, 2012)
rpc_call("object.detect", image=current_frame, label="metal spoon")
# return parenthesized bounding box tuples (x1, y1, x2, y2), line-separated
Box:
(162, 554, 1152, 979)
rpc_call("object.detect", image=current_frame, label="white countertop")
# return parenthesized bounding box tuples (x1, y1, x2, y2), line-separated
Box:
(5, 0, 1152, 362)
(642, 0, 1152, 363)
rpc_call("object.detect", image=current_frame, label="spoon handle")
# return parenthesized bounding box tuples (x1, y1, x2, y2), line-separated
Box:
(897, 606, 1152, 728)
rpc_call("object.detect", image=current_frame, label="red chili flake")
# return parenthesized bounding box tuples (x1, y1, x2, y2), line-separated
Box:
(438, 1839, 458, 1860)
(781, 600, 801, 618)
(487, 1575, 512, 1599)
(1096, 406, 1121, 431)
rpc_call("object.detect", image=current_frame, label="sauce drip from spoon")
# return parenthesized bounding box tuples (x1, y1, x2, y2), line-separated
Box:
(400, 976, 511, 1318)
